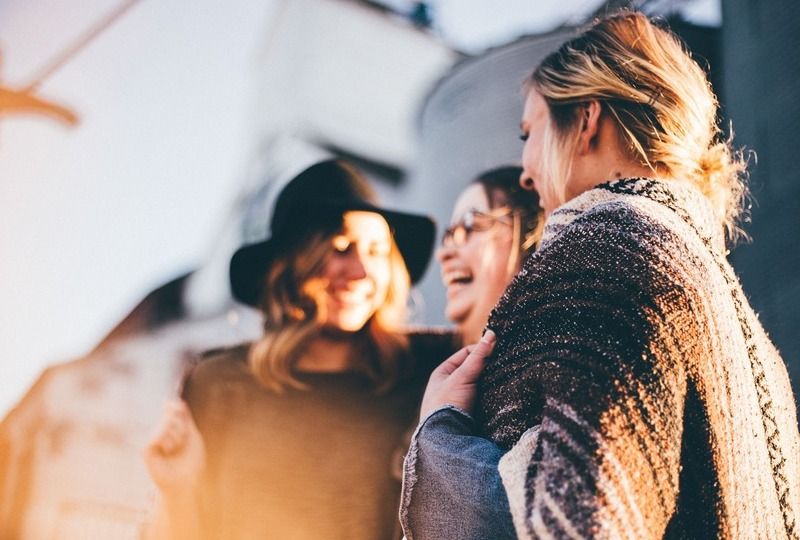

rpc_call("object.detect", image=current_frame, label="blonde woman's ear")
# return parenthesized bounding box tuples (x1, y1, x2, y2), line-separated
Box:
(578, 100, 602, 154)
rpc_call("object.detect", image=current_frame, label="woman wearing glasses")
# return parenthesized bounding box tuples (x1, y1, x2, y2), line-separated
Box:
(437, 166, 543, 345)
(397, 167, 543, 538)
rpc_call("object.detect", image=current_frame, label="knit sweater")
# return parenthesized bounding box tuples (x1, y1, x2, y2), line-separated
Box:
(479, 178, 800, 539)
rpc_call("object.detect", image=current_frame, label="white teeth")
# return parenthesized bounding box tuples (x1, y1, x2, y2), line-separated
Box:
(331, 288, 373, 304)
(443, 270, 473, 287)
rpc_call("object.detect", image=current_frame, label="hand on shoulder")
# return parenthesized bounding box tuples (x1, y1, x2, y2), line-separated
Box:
(419, 329, 496, 419)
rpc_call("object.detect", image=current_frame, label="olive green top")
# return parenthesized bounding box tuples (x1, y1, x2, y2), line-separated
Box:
(183, 332, 456, 540)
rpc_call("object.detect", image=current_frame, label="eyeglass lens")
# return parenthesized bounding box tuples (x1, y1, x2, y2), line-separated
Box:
(441, 208, 513, 248)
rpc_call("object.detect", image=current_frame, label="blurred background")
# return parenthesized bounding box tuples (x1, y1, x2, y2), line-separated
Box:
(0, 0, 797, 537)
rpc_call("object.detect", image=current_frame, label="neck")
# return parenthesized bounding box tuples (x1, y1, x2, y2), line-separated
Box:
(568, 113, 664, 199)
(569, 157, 658, 200)
(295, 333, 358, 373)
(604, 157, 659, 183)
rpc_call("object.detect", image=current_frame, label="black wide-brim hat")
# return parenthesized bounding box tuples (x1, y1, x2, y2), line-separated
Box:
(230, 159, 435, 307)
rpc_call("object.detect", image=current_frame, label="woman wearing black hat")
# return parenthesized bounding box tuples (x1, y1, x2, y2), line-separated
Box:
(143, 160, 454, 540)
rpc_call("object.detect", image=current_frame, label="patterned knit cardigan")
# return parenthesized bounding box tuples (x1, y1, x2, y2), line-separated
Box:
(479, 178, 800, 539)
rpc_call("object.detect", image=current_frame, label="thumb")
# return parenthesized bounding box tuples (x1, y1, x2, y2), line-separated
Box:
(432, 346, 471, 378)
(456, 329, 496, 381)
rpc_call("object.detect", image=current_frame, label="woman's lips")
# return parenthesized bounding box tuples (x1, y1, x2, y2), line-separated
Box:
(329, 288, 373, 307)
(443, 275, 474, 301)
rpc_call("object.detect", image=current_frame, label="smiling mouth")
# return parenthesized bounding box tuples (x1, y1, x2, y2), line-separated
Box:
(331, 292, 372, 306)
(443, 270, 473, 288)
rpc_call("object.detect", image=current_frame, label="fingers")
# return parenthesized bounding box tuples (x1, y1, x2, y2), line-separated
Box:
(432, 347, 471, 377)
(419, 329, 497, 417)
(432, 329, 497, 380)
(148, 400, 194, 457)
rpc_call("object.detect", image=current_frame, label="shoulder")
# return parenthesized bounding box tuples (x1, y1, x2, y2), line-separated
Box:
(490, 199, 691, 341)
(554, 199, 671, 252)
(181, 343, 253, 402)
(406, 327, 459, 358)
(529, 199, 688, 290)
(403, 327, 459, 378)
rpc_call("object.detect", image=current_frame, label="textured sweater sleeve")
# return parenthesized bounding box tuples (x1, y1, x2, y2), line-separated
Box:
(480, 204, 691, 539)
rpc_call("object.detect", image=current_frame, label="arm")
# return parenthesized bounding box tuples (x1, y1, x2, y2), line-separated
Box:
(142, 400, 206, 540)
(400, 333, 515, 540)
(482, 208, 689, 538)
(145, 490, 202, 540)
(400, 406, 515, 540)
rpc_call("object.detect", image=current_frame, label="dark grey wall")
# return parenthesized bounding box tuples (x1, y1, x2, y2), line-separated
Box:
(721, 0, 800, 403)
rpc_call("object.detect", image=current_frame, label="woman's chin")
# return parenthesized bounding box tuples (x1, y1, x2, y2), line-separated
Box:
(323, 311, 373, 334)
(445, 304, 469, 328)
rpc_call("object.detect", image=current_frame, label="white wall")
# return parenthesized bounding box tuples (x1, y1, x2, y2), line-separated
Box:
(0, 0, 276, 416)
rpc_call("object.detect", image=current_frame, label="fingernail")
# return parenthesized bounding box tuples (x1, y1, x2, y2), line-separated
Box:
(481, 329, 496, 344)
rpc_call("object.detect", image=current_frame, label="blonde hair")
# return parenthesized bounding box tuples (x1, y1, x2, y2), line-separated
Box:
(531, 11, 748, 243)
(248, 226, 410, 394)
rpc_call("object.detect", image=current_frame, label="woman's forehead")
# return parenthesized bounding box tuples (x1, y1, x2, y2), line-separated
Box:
(452, 184, 490, 220)
(340, 210, 390, 238)
(522, 89, 548, 125)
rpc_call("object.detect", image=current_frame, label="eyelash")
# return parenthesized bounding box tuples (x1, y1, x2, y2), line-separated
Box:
(369, 246, 390, 257)
(332, 241, 389, 258)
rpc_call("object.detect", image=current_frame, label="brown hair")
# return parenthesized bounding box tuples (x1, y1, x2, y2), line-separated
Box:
(247, 224, 410, 394)
(530, 11, 748, 242)
(475, 166, 545, 271)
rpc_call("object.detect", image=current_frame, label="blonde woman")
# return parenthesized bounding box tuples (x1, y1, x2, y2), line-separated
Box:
(402, 12, 800, 539)
(144, 160, 454, 540)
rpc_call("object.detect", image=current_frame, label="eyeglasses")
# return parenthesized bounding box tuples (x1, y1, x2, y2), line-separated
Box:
(441, 208, 514, 248)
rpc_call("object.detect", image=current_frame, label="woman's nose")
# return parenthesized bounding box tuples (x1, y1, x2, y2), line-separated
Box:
(343, 251, 368, 280)
(436, 243, 455, 263)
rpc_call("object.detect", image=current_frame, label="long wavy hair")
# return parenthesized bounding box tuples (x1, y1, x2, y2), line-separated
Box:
(530, 11, 749, 243)
(247, 223, 410, 394)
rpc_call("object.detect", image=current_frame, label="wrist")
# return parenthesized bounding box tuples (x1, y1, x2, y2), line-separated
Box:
(419, 404, 475, 428)
(421, 394, 475, 419)
(159, 483, 201, 508)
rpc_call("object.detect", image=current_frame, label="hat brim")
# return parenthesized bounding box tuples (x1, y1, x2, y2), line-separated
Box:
(230, 203, 435, 307)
